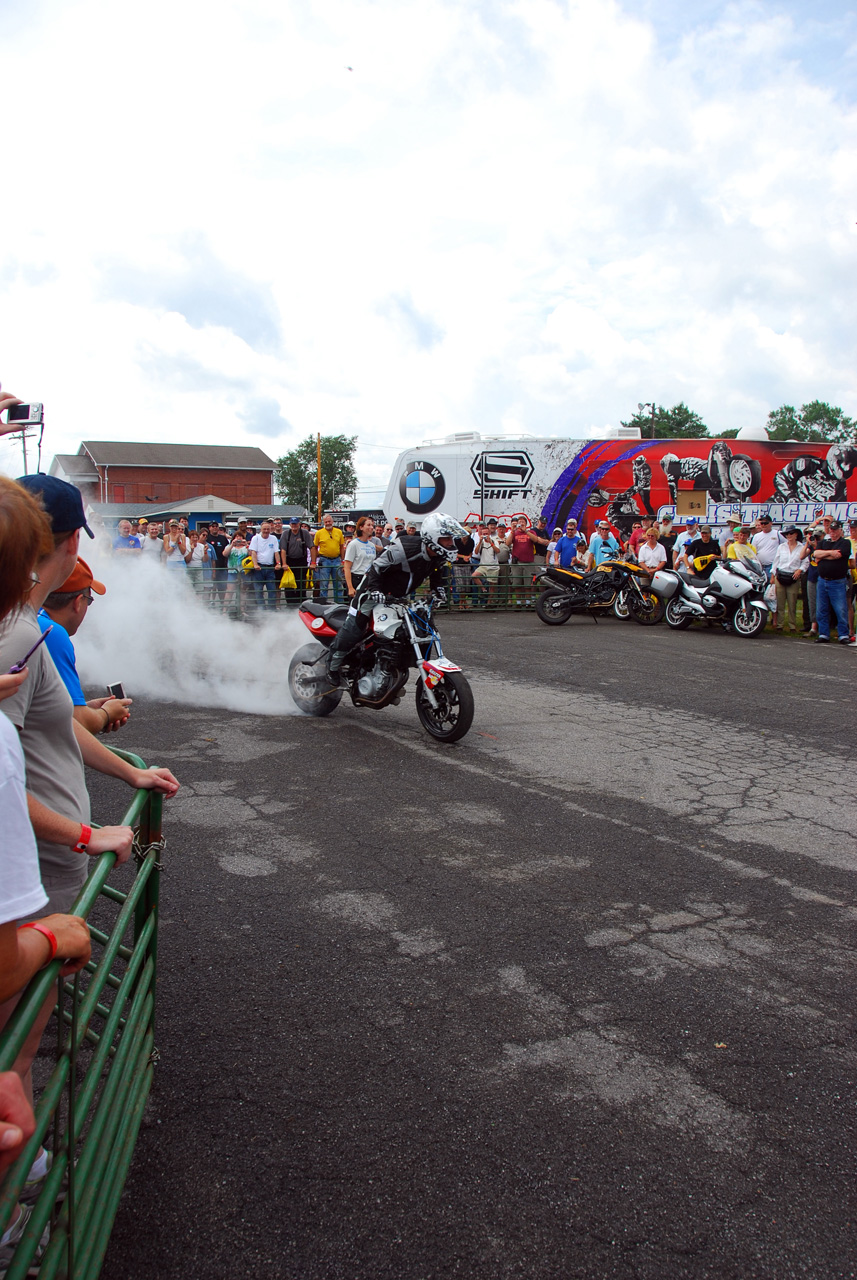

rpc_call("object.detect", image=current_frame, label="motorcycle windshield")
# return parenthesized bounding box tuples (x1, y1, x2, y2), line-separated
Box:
(729, 555, 763, 579)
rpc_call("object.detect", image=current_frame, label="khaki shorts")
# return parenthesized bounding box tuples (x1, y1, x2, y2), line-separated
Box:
(472, 566, 499, 582)
(37, 869, 89, 916)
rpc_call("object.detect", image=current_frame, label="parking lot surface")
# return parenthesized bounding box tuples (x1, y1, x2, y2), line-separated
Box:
(93, 613, 856, 1279)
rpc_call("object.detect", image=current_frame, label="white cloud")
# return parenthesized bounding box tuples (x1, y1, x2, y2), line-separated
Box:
(0, 0, 855, 490)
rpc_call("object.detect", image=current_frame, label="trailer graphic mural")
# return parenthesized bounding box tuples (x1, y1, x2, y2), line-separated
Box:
(385, 438, 857, 537)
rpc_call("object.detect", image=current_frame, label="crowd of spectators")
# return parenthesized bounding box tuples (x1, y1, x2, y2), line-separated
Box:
(0, 396, 180, 1270)
(97, 505, 857, 640)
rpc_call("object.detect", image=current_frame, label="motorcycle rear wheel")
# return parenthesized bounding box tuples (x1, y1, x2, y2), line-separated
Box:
(732, 603, 767, 637)
(629, 591, 665, 626)
(288, 641, 343, 716)
(415, 671, 474, 743)
(665, 598, 693, 629)
(535, 589, 575, 625)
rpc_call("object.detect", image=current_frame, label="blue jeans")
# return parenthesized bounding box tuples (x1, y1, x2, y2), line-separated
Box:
(254, 564, 277, 610)
(316, 557, 343, 603)
(816, 576, 848, 639)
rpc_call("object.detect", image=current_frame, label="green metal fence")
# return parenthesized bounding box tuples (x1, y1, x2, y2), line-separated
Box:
(184, 567, 550, 614)
(0, 751, 165, 1280)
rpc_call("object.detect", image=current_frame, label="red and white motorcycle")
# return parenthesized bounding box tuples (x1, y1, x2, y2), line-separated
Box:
(288, 596, 474, 742)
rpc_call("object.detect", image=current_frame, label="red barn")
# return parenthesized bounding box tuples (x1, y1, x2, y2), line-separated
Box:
(50, 441, 276, 507)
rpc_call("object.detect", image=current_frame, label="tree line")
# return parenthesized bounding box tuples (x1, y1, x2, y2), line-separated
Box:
(620, 400, 855, 442)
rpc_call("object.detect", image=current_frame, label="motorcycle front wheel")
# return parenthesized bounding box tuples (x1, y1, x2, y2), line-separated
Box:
(288, 641, 343, 716)
(629, 590, 665, 626)
(665, 598, 693, 629)
(535, 589, 575, 625)
(415, 671, 474, 743)
(612, 589, 631, 620)
(732, 602, 767, 637)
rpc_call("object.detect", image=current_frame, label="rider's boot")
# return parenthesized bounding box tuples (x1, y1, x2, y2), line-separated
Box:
(326, 614, 365, 687)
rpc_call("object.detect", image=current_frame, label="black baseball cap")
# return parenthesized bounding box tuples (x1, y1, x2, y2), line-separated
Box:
(17, 474, 93, 538)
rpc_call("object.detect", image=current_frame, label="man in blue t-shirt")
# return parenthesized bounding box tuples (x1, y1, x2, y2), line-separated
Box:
(586, 520, 621, 570)
(554, 520, 587, 569)
(112, 519, 141, 554)
(38, 558, 132, 734)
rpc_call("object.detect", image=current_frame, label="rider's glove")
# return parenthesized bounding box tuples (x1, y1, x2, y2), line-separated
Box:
(431, 588, 447, 606)
(367, 591, 386, 605)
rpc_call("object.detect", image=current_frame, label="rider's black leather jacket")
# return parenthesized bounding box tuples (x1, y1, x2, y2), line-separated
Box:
(361, 535, 446, 598)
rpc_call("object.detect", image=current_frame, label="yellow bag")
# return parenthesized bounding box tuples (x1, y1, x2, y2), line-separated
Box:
(241, 555, 254, 575)
(280, 566, 296, 590)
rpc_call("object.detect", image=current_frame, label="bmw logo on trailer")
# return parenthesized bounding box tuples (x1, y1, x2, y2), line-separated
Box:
(400, 460, 446, 513)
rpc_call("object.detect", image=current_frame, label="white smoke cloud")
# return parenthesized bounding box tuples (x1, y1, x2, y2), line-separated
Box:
(73, 549, 307, 716)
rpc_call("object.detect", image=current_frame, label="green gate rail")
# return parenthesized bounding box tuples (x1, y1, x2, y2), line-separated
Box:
(0, 749, 165, 1280)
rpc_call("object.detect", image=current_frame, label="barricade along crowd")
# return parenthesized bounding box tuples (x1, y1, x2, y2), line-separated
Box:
(101, 504, 857, 641)
(0, 441, 181, 1269)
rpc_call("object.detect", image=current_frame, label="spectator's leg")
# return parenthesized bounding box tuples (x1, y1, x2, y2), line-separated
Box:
(807, 577, 817, 633)
(828, 578, 849, 641)
(786, 581, 800, 632)
(316, 559, 330, 602)
(816, 578, 831, 639)
(800, 572, 810, 632)
(332, 561, 344, 604)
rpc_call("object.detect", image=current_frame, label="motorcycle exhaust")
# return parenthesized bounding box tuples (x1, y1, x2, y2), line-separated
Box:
(350, 668, 411, 709)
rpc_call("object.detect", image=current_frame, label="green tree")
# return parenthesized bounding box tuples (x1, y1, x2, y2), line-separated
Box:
(274, 434, 358, 511)
(766, 401, 855, 443)
(620, 402, 709, 439)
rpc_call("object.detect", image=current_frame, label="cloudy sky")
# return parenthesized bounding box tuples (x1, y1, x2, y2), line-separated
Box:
(1, 0, 854, 492)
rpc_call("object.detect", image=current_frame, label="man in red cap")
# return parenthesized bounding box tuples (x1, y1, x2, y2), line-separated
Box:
(37, 558, 132, 734)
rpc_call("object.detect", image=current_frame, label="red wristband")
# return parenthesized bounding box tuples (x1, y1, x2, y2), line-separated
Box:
(19, 922, 58, 962)
(72, 824, 92, 853)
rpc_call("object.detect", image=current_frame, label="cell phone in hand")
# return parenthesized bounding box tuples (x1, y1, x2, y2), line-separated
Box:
(106, 681, 126, 699)
(7, 625, 52, 674)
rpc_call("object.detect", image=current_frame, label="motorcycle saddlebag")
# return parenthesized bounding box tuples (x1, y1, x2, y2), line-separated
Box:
(651, 569, 680, 599)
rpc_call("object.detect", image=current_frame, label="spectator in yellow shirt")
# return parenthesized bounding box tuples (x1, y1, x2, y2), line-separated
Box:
(726, 527, 758, 562)
(311, 515, 346, 602)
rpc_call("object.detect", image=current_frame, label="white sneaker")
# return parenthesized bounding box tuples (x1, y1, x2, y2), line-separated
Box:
(0, 1202, 51, 1278)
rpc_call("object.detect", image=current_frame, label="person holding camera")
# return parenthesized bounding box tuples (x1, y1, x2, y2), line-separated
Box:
(163, 520, 189, 572)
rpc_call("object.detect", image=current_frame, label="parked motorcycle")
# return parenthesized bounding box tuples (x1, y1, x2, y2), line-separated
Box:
(535, 555, 664, 626)
(648, 554, 769, 637)
(288, 596, 475, 743)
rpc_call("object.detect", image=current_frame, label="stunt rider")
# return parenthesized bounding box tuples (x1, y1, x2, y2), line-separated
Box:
(326, 512, 467, 685)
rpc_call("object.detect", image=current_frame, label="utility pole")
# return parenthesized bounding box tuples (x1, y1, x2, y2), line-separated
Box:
(316, 433, 322, 524)
(638, 402, 656, 438)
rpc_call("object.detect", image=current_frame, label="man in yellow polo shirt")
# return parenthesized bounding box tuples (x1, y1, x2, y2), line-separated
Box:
(311, 514, 346, 602)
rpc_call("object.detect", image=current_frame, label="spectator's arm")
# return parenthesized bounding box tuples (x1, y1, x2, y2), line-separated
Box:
(71, 721, 179, 795)
(0, 916, 91, 1002)
(75, 697, 132, 734)
(26, 794, 135, 861)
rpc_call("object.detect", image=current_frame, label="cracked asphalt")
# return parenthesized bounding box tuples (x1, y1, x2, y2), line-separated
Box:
(88, 612, 855, 1279)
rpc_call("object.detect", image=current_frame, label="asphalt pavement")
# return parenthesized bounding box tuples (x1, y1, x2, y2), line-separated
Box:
(90, 611, 856, 1279)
